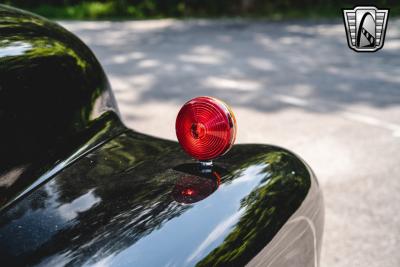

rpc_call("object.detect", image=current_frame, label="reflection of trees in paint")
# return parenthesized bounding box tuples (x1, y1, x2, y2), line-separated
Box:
(0, 132, 190, 266)
(197, 151, 310, 267)
(0, 133, 312, 266)
(0, 5, 123, 208)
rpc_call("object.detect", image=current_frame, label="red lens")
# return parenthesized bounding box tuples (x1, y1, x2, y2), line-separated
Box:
(175, 96, 236, 160)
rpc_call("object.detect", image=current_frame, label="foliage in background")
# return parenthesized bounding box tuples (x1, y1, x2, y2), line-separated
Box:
(1, 0, 399, 19)
(0, 0, 185, 19)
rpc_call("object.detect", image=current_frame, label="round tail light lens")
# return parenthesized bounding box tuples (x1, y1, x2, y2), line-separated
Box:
(175, 96, 236, 161)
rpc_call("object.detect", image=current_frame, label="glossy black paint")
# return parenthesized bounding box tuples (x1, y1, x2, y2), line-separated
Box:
(0, 5, 124, 209)
(171, 164, 223, 204)
(0, 5, 324, 267)
(0, 131, 323, 267)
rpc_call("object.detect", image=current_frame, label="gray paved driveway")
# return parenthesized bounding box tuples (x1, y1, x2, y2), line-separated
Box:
(61, 19, 400, 267)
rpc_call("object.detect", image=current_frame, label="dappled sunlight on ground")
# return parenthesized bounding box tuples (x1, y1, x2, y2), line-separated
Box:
(61, 19, 400, 267)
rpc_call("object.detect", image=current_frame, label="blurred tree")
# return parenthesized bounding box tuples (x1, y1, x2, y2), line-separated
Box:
(0, 0, 399, 19)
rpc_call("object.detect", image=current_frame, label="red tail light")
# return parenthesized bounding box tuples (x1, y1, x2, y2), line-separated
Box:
(175, 96, 236, 161)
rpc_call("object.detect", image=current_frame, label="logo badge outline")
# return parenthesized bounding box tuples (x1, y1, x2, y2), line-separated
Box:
(343, 6, 389, 52)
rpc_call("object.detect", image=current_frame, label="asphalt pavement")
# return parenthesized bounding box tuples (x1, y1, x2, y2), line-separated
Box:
(61, 19, 400, 267)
